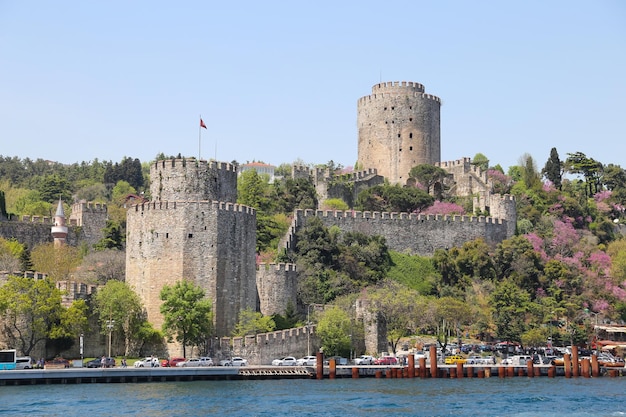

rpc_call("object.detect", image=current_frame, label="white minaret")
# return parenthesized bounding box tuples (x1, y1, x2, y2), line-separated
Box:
(51, 198, 68, 247)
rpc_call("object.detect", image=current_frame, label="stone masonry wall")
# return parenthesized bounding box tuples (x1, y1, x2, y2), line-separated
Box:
(151, 158, 238, 203)
(256, 263, 298, 317)
(0, 218, 81, 249)
(283, 209, 511, 257)
(358, 81, 441, 185)
(126, 200, 257, 339)
(218, 326, 320, 365)
(69, 202, 108, 248)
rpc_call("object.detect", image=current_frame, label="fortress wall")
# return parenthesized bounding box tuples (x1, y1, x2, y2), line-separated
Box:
(436, 157, 490, 196)
(219, 326, 319, 365)
(0, 221, 81, 249)
(291, 210, 510, 256)
(256, 263, 298, 317)
(69, 202, 108, 248)
(151, 158, 238, 203)
(125, 200, 256, 337)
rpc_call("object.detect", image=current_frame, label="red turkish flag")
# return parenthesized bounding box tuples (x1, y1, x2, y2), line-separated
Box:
(200, 118, 207, 129)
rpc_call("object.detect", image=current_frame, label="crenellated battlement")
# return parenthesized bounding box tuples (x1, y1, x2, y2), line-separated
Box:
(150, 158, 239, 203)
(436, 157, 472, 169)
(280, 207, 511, 257)
(130, 200, 256, 216)
(152, 158, 238, 174)
(19, 215, 52, 223)
(372, 81, 425, 93)
(256, 263, 296, 272)
(297, 209, 505, 224)
(71, 201, 107, 213)
(358, 92, 442, 106)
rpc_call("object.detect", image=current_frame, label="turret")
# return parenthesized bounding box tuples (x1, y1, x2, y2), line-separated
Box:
(51, 199, 68, 247)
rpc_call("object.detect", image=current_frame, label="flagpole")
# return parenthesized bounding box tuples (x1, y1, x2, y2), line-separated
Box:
(198, 114, 202, 160)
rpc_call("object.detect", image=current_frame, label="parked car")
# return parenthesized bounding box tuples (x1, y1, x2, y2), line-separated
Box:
(324, 356, 349, 365)
(134, 357, 160, 367)
(180, 357, 214, 367)
(374, 356, 398, 365)
(15, 356, 34, 370)
(272, 356, 297, 366)
(444, 355, 467, 365)
(501, 355, 532, 366)
(160, 357, 185, 367)
(85, 357, 116, 368)
(296, 356, 317, 366)
(353, 355, 375, 365)
(220, 357, 248, 366)
(45, 357, 70, 368)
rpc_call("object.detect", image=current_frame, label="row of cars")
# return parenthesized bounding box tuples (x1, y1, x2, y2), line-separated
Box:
(134, 356, 249, 367)
(272, 356, 317, 366)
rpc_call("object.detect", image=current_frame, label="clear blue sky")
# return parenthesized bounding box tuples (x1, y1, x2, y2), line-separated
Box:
(1, 1, 624, 172)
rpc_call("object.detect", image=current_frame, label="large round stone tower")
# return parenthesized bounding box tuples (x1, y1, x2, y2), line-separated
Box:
(126, 158, 257, 345)
(357, 81, 441, 185)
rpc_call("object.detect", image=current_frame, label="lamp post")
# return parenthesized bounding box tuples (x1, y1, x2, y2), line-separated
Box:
(584, 309, 599, 354)
(106, 318, 115, 358)
(307, 304, 314, 356)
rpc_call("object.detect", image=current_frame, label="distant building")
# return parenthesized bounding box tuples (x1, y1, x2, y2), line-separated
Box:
(239, 162, 276, 183)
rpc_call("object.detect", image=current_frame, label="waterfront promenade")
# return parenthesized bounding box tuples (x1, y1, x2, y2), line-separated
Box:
(0, 362, 623, 386)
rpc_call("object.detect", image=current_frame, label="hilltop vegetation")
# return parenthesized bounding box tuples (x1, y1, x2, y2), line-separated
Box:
(1, 149, 626, 356)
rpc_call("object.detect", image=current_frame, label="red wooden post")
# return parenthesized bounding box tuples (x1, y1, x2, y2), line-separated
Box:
(429, 345, 438, 378)
(408, 354, 415, 378)
(316, 351, 323, 380)
(564, 354, 571, 378)
(329, 358, 336, 380)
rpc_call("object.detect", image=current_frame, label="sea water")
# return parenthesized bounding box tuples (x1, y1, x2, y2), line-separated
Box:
(0, 377, 625, 416)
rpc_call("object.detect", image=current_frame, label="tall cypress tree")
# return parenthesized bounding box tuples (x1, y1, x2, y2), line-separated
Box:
(543, 147, 562, 190)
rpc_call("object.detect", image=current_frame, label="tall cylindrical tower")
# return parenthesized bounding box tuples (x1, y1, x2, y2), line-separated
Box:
(357, 81, 441, 185)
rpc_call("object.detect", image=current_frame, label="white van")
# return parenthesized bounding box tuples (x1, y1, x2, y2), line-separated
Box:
(501, 355, 532, 366)
(15, 356, 33, 369)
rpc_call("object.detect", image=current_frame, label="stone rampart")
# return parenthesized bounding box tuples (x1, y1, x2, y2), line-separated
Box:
(150, 158, 238, 203)
(218, 326, 319, 365)
(0, 219, 81, 249)
(69, 201, 108, 248)
(283, 209, 511, 257)
(256, 263, 298, 317)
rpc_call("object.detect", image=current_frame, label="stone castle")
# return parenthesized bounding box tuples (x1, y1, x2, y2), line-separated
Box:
(1, 81, 516, 358)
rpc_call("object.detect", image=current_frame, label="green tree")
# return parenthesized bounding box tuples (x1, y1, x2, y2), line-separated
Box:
(93, 280, 144, 357)
(37, 174, 72, 203)
(519, 153, 542, 190)
(272, 177, 318, 213)
(0, 276, 86, 356)
(93, 220, 125, 251)
(471, 153, 490, 171)
(160, 280, 214, 358)
(367, 280, 425, 354)
(542, 147, 562, 189)
(565, 151, 603, 197)
(356, 184, 433, 213)
(232, 308, 275, 336)
(30, 243, 82, 281)
(316, 305, 351, 357)
(408, 164, 448, 195)
(47, 299, 89, 357)
(237, 169, 272, 212)
(490, 279, 531, 343)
